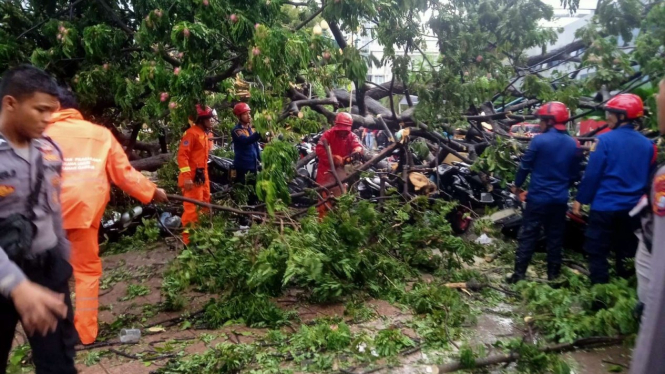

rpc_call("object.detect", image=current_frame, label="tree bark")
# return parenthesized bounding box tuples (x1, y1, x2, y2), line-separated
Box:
(130, 153, 172, 171)
(525, 39, 586, 67)
(124, 122, 142, 156)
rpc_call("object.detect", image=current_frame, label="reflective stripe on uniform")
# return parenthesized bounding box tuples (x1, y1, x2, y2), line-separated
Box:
(180, 166, 191, 172)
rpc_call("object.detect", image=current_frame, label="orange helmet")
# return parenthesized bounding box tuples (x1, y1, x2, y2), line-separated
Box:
(333, 112, 353, 131)
(604, 93, 644, 120)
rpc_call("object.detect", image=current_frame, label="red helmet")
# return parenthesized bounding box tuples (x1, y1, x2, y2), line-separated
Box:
(603, 93, 644, 120)
(196, 104, 213, 119)
(535, 101, 569, 130)
(333, 112, 353, 131)
(233, 103, 251, 117)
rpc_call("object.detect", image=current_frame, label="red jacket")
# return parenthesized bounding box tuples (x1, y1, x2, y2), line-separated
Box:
(315, 129, 363, 184)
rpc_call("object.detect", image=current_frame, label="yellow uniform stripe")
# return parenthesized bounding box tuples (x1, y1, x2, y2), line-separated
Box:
(180, 166, 191, 172)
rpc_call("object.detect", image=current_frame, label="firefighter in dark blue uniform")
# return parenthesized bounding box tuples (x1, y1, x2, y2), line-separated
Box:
(508, 102, 582, 283)
(574, 93, 657, 284)
(231, 103, 261, 184)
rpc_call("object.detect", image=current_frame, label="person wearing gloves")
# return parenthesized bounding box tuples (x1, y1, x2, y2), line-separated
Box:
(178, 104, 214, 244)
(45, 87, 168, 345)
(508, 102, 581, 283)
(315, 112, 363, 218)
(0, 65, 78, 373)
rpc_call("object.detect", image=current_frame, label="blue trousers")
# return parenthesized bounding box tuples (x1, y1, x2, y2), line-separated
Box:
(515, 202, 568, 278)
(584, 210, 639, 284)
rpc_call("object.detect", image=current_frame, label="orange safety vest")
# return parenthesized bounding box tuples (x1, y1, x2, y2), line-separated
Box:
(45, 109, 157, 230)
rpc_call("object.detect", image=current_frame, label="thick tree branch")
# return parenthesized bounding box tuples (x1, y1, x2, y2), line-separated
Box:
(17, 0, 86, 39)
(414, 43, 435, 70)
(295, 6, 324, 31)
(525, 39, 586, 67)
(160, 51, 182, 67)
(204, 60, 244, 89)
(389, 76, 397, 120)
(356, 85, 367, 116)
(94, 0, 135, 35)
(366, 81, 406, 100)
(327, 20, 347, 49)
(130, 153, 172, 171)
(124, 122, 142, 155)
(281, 98, 338, 121)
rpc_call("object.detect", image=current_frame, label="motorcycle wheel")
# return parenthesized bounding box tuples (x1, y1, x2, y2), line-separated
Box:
(448, 206, 472, 234)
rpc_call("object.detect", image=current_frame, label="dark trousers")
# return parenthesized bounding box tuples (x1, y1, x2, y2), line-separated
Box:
(515, 202, 568, 278)
(584, 210, 639, 284)
(0, 250, 78, 374)
(236, 168, 258, 206)
(236, 168, 257, 185)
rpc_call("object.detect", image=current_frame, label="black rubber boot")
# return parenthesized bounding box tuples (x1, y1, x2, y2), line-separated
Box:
(506, 262, 528, 284)
(506, 273, 525, 284)
(547, 263, 561, 282)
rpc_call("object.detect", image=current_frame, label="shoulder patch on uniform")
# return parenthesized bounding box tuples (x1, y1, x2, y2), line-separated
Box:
(183, 140, 190, 146)
(0, 185, 15, 197)
(653, 174, 665, 216)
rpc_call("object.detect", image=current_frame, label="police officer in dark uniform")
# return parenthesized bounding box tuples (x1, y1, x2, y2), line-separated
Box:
(574, 93, 657, 284)
(508, 102, 581, 283)
(0, 65, 78, 372)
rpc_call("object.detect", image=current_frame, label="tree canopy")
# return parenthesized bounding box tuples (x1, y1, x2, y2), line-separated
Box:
(1, 0, 663, 150)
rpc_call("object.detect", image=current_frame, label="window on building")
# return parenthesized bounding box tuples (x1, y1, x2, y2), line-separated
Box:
(373, 75, 385, 84)
(366, 75, 372, 83)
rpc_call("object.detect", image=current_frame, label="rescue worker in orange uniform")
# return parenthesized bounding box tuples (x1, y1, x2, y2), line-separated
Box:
(178, 105, 214, 244)
(315, 112, 363, 218)
(45, 88, 168, 345)
(187, 113, 215, 207)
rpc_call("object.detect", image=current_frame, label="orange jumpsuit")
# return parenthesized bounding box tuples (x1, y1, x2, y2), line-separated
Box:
(188, 119, 213, 205)
(45, 109, 156, 345)
(177, 125, 210, 244)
